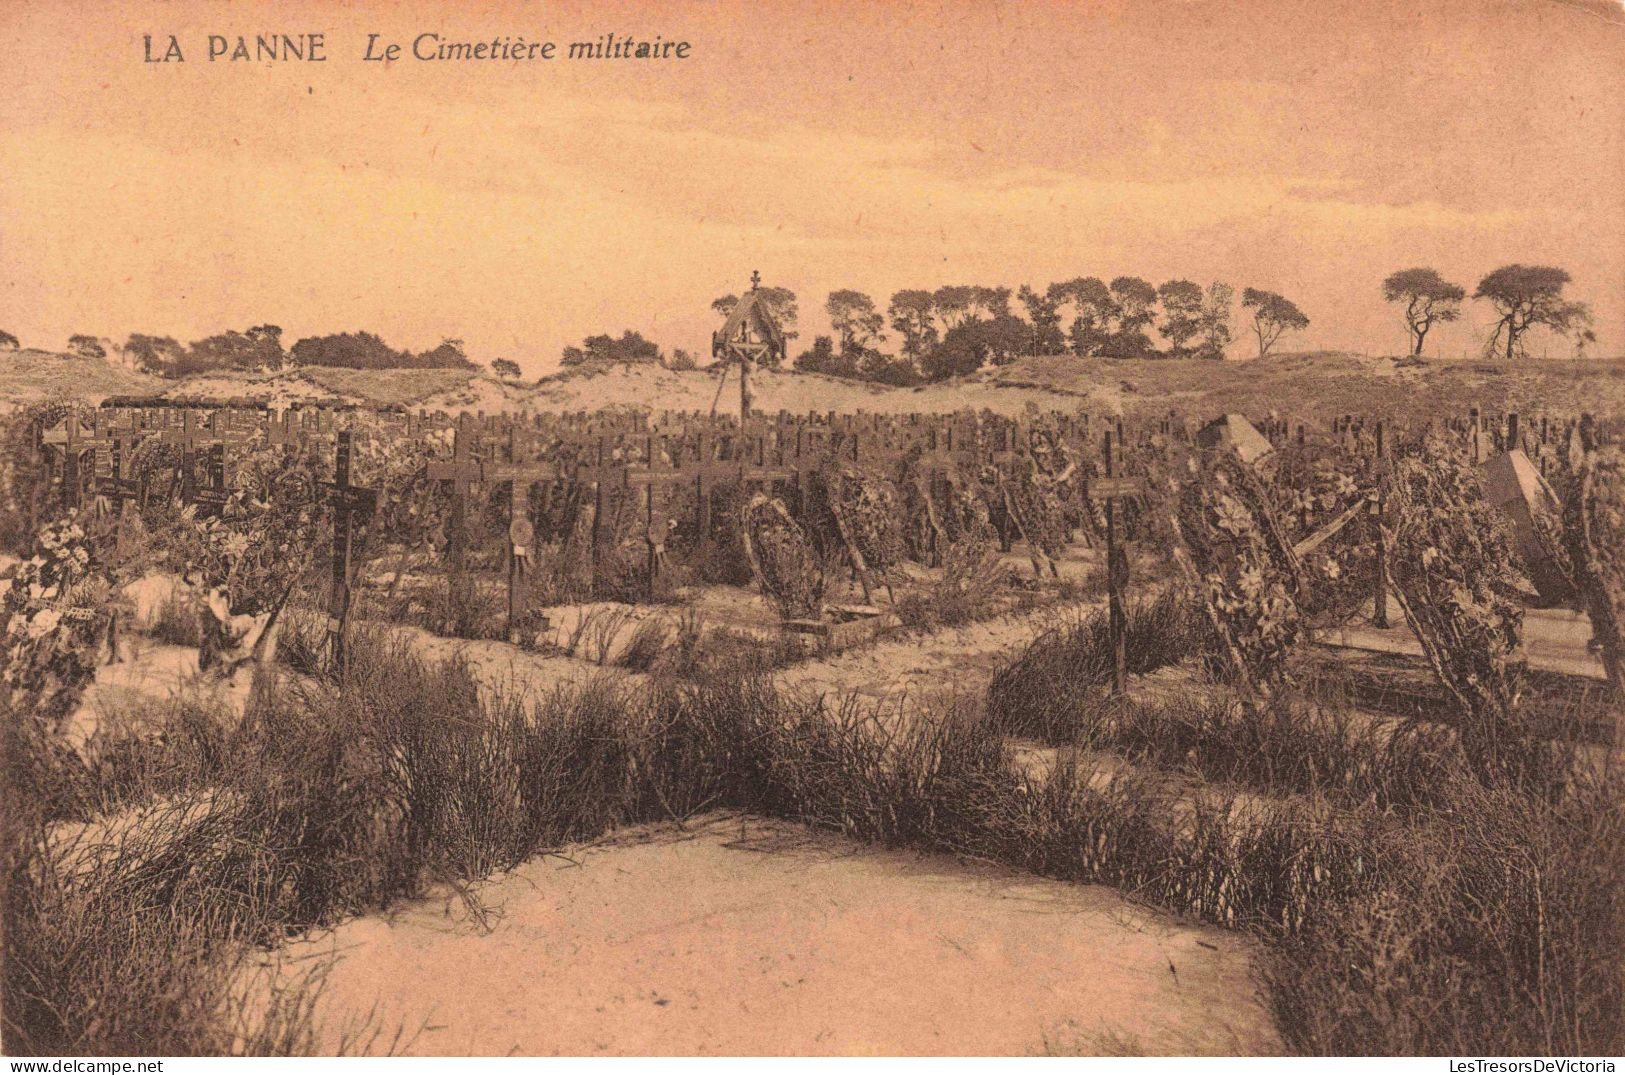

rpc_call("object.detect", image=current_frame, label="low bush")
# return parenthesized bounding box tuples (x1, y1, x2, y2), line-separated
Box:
(895, 540, 1012, 630)
(1267, 767, 1622, 1055)
(617, 617, 669, 672)
(985, 590, 1200, 740)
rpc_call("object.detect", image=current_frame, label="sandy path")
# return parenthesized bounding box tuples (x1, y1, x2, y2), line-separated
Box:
(277, 815, 1277, 1057)
(379, 622, 636, 700)
(1325, 600, 1606, 681)
(345, 575, 1102, 716)
(776, 601, 1096, 705)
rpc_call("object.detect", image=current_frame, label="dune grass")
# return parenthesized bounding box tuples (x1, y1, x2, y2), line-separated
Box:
(986, 590, 1200, 741)
(4, 616, 1619, 1056)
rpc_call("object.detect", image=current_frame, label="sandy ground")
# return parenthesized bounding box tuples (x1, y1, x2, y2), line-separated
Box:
(77, 560, 1607, 1058)
(272, 815, 1278, 1057)
(1327, 599, 1608, 681)
(63, 641, 259, 752)
(82, 576, 1290, 1058)
(778, 604, 1088, 704)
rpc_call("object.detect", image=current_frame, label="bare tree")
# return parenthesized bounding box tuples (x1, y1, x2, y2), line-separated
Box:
(1382, 268, 1465, 356)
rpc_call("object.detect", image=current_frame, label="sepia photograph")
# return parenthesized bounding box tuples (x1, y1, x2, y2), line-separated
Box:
(1, 0, 1622, 1061)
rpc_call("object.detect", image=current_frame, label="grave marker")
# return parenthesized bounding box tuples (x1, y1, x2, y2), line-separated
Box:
(319, 430, 378, 670)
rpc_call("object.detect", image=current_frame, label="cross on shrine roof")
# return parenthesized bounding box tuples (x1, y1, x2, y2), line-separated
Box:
(712, 273, 787, 364)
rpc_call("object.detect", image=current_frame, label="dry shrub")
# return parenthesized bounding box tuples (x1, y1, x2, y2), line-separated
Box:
(986, 591, 1200, 741)
(591, 540, 661, 604)
(9, 589, 1619, 1058)
(147, 589, 205, 648)
(425, 573, 507, 641)
(895, 540, 1011, 630)
(1073, 688, 1466, 813)
(553, 604, 636, 664)
(617, 617, 669, 672)
(581, 604, 636, 665)
(4, 819, 330, 1055)
(3, 702, 329, 1054)
(1267, 767, 1623, 1056)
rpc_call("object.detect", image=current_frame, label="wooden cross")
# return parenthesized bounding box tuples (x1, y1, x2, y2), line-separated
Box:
(41, 415, 92, 508)
(111, 406, 258, 511)
(156, 410, 204, 503)
(1092, 429, 1144, 697)
(192, 444, 231, 513)
(1371, 421, 1389, 628)
(425, 417, 480, 578)
(319, 430, 378, 671)
(488, 426, 568, 643)
(151, 412, 238, 512)
(427, 422, 568, 641)
(94, 434, 144, 518)
(629, 434, 672, 601)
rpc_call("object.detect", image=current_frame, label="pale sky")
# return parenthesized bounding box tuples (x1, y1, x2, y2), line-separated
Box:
(2, 0, 1622, 374)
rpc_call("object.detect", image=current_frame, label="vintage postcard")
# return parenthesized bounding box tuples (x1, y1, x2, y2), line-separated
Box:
(1, 0, 1621, 1061)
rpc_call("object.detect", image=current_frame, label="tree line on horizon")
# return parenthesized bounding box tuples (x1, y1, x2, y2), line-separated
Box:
(0, 262, 1597, 380)
(0, 326, 479, 377)
(680, 262, 1593, 382)
(695, 278, 1300, 386)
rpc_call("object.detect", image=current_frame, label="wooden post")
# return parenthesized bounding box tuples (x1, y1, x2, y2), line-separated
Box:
(206, 444, 225, 508)
(179, 410, 197, 503)
(506, 426, 529, 644)
(590, 436, 607, 597)
(448, 418, 471, 576)
(1104, 429, 1127, 698)
(1373, 421, 1389, 629)
(644, 434, 660, 602)
(324, 431, 361, 672)
(61, 415, 82, 509)
(696, 428, 713, 540)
